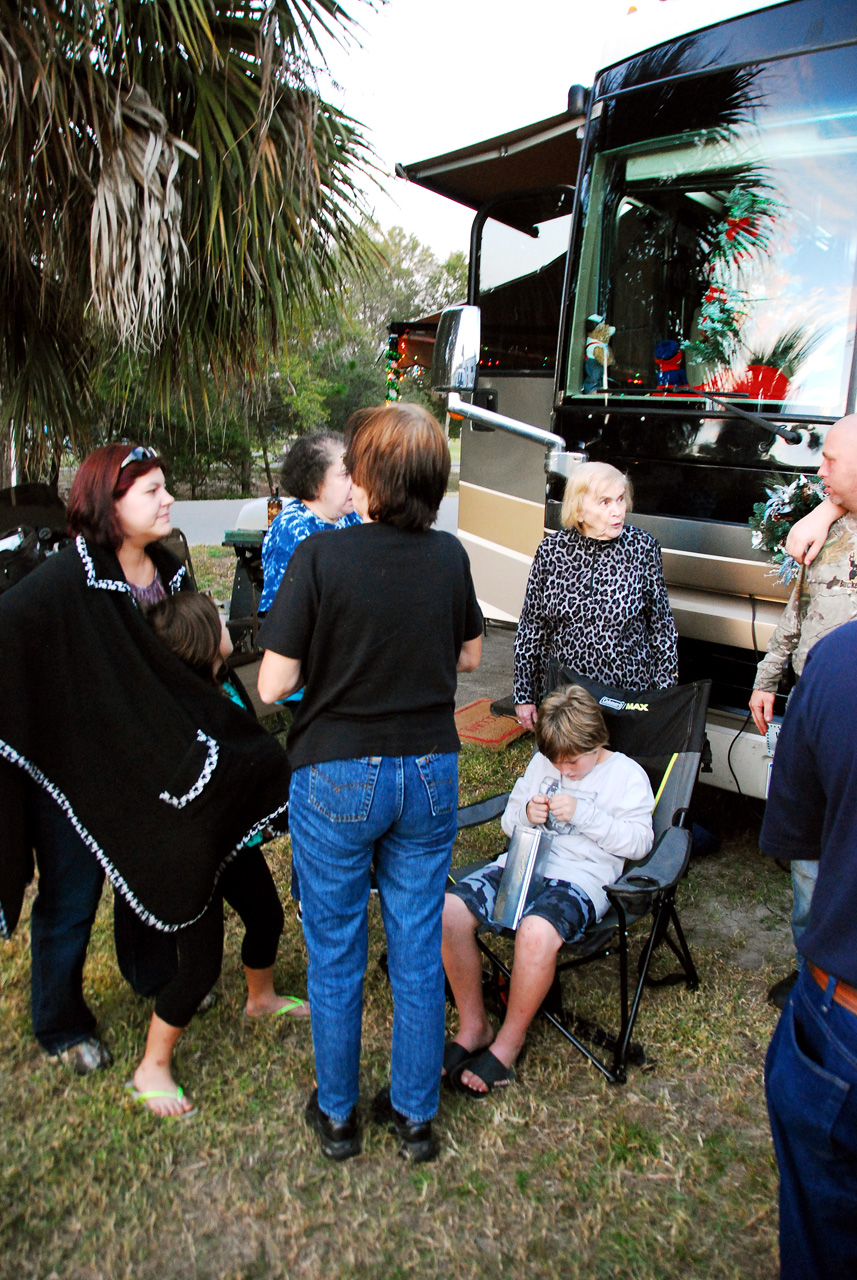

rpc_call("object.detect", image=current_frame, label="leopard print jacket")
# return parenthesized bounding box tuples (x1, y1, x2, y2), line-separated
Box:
(513, 524, 678, 703)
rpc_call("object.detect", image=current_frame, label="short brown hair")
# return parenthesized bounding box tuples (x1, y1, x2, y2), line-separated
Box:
(344, 402, 450, 532)
(343, 406, 375, 448)
(535, 685, 610, 761)
(146, 593, 223, 685)
(561, 461, 632, 533)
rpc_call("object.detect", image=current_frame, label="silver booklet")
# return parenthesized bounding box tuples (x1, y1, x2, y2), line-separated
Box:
(491, 826, 555, 930)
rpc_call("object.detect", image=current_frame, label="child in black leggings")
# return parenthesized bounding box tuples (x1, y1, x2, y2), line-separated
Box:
(121, 593, 307, 1118)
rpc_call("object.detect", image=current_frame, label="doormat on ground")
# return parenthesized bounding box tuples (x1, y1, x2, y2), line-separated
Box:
(455, 698, 528, 750)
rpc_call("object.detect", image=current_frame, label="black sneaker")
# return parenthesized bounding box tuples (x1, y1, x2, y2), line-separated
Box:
(304, 1089, 361, 1161)
(49, 1036, 112, 1076)
(371, 1087, 439, 1163)
(768, 970, 799, 1010)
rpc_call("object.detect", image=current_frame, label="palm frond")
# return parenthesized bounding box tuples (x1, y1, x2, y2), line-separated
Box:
(0, 0, 376, 473)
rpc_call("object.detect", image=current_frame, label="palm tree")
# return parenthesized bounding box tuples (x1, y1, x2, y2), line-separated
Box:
(0, 1, 377, 478)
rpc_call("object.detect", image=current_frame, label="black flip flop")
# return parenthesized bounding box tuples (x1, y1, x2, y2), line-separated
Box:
(442, 1041, 476, 1086)
(451, 1048, 516, 1099)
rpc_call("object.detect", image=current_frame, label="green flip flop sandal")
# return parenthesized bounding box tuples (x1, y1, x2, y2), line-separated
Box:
(245, 995, 310, 1019)
(125, 1082, 197, 1119)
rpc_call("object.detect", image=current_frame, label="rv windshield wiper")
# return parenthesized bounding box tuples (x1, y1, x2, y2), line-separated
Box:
(701, 393, 802, 445)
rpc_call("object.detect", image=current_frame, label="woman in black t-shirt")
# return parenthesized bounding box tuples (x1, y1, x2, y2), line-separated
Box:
(258, 403, 482, 1162)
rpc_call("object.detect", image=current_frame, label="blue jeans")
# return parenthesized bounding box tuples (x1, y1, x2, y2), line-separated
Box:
(289, 754, 458, 1124)
(791, 859, 818, 965)
(765, 966, 857, 1279)
(30, 794, 105, 1053)
(782, 684, 817, 968)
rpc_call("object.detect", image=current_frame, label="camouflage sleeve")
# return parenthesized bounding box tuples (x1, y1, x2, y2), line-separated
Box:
(753, 582, 802, 692)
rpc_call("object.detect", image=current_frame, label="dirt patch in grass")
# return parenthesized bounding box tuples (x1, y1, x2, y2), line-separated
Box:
(683, 787, 792, 973)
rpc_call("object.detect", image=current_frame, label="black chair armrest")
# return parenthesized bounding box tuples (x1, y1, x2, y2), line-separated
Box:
(456, 792, 511, 831)
(605, 825, 691, 913)
(448, 859, 494, 887)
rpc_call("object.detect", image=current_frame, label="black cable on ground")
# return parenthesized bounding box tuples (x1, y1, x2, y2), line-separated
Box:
(725, 594, 767, 823)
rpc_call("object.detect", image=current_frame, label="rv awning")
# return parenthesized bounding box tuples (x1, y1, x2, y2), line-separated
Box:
(395, 109, 585, 213)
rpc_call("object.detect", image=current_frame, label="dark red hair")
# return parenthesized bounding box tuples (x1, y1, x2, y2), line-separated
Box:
(66, 444, 166, 549)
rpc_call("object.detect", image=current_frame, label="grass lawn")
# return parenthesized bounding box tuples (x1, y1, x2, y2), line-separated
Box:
(0, 552, 790, 1279)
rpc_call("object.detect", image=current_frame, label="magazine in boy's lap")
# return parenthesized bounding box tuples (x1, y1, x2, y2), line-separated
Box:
(491, 826, 555, 930)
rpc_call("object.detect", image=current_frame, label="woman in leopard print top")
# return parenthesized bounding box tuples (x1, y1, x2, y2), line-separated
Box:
(514, 462, 677, 730)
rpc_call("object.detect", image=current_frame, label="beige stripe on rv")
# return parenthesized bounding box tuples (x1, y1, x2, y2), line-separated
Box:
(458, 482, 546, 558)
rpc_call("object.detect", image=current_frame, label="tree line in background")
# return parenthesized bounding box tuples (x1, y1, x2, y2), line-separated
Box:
(0, 1, 465, 498)
(95, 227, 467, 497)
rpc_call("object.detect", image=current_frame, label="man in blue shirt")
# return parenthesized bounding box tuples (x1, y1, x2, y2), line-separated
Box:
(761, 619, 857, 1280)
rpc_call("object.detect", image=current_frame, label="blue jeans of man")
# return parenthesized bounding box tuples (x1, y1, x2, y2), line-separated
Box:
(791, 859, 818, 965)
(765, 966, 857, 1279)
(781, 685, 817, 967)
(289, 753, 458, 1125)
(30, 793, 105, 1053)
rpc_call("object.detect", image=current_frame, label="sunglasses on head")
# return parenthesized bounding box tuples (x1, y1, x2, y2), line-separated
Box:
(119, 445, 158, 470)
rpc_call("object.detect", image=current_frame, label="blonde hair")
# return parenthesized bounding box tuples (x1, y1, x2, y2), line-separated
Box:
(534, 685, 610, 761)
(561, 461, 632, 532)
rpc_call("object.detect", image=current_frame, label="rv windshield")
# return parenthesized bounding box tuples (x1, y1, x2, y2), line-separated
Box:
(566, 44, 857, 419)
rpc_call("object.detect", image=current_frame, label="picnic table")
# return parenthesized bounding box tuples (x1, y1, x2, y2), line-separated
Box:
(221, 527, 301, 723)
(222, 528, 265, 654)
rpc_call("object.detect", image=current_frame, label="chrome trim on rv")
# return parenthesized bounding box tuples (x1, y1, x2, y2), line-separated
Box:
(448, 393, 564, 448)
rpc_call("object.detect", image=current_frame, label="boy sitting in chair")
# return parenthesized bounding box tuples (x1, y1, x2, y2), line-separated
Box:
(442, 684, 654, 1096)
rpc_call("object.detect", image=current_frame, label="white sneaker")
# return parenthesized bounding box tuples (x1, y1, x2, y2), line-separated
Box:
(49, 1036, 112, 1075)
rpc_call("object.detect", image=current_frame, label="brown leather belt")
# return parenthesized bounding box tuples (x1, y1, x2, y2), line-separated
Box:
(809, 963, 857, 1017)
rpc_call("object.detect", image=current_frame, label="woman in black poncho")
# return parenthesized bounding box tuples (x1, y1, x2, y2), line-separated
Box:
(0, 445, 290, 1112)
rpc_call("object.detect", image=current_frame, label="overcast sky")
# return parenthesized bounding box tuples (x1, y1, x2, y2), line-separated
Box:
(322, 0, 784, 257)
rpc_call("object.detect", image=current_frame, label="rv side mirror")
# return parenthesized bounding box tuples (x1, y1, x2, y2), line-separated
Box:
(431, 305, 481, 393)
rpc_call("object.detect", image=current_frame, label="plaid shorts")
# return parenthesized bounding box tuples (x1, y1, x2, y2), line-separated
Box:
(448, 861, 596, 945)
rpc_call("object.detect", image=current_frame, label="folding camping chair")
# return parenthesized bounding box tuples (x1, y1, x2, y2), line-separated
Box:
(451, 671, 711, 1085)
(161, 527, 198, 591)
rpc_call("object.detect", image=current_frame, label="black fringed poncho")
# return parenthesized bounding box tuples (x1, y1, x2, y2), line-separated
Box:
(0, 537, 291, 937)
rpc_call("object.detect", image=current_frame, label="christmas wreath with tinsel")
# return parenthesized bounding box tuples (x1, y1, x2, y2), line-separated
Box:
(749, 474, 825, 582)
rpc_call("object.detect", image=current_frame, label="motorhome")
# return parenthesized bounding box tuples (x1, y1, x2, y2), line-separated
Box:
(397, 0, 857, 798)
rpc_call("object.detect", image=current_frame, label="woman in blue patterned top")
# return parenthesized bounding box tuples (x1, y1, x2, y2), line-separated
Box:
(259, 433, 361, 613)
